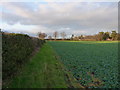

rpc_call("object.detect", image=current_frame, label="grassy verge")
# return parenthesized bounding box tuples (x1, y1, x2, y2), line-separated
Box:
(4, 43, 83, 88)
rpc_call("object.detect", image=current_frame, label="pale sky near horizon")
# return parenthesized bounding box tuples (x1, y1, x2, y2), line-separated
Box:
(0, 0, 118, 38)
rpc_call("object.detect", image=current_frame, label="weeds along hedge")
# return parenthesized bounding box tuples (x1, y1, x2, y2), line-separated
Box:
(2, 32, 45, 81)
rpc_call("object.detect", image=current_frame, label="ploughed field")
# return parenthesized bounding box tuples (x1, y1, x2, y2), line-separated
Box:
(48, 41, 119, 88)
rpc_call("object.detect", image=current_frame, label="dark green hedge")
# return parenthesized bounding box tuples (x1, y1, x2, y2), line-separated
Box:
(2, 32, 45, 81)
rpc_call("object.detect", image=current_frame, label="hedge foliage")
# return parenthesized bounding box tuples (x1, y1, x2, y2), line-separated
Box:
(2, 32, 45, 81)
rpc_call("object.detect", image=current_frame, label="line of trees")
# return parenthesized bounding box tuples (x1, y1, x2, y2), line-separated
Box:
(52, 31, 66, 40)
(84, 31, 119, 41)
(38, 31, 66, 40)
(71, 31, 120, 41)
(38, 32, 47, 40)
(38, 31, 120, 41)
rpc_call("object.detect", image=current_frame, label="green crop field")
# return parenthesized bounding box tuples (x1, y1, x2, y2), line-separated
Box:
(48, 41, 119, 88)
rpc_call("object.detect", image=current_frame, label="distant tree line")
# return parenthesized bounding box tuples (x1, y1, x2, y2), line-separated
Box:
(38, 31, 120, 41)
(82, 31, 119, 41)
(38, 31, 66, 40)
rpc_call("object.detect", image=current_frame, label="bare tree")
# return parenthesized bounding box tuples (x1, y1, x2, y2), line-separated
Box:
(53, 31, 58, 40)
(61, 32, 66, 40)
(48, 36, 52, 40)
(38, 32, 47, 40)
(71, 34, 74, 40)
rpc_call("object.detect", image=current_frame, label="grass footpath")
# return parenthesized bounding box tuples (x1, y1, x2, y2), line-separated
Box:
(4, 43, 83, 88)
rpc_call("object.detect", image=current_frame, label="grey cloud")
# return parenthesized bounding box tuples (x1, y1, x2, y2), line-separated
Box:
(0, 2, 118, 36)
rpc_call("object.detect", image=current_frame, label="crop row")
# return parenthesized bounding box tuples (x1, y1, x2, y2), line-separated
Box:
(49, 41, 119, 88)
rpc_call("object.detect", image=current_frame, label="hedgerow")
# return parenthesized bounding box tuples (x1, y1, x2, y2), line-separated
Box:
(2, 32, 45, 81)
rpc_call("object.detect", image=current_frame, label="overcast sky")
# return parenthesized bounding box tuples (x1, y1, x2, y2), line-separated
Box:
(0, 0, 118, 38)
